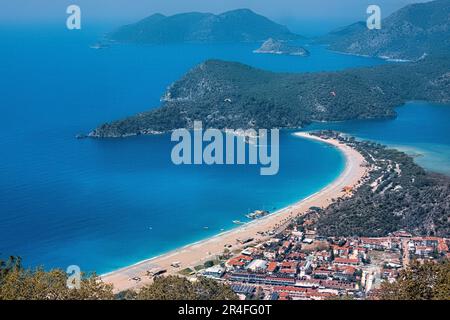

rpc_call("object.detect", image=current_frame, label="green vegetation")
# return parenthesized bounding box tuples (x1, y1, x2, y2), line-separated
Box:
(317, 0, 450, 60)
(91, 55, 450, 137)
(0, 256, 114, 300)
(135, 276, 237, 300)
(203, 260, 215, 268)
(313, 131, 450, 238)
(0, 256, 237, 300)
(379, 260, 450, 300)
(109, 9, 300, 44)
(194, 265, 204, 271)
(254, 38, 309, 56)
(179, 267, 194, 276)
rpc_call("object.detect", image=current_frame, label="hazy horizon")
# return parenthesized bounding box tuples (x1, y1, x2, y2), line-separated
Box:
(1, 0, 430, 35)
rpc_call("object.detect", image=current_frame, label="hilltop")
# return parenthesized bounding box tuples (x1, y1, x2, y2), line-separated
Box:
(108, 9, 301, 43)
(317, 0, 450, 60)
(254, 38, 309, 56)
(90, 56, 450, 137)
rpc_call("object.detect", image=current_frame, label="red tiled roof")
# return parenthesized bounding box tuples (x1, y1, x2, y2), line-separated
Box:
(227, 260, 245, 267)
(227, 255, 253, 266)
(282, 241, 291, 248)
(415, 246, 434, 251)
(411, 236, 440, 242)
(322, 280, 356, 290)
(274, 286, 308, 293)
(333, 257, 359, 265)
(438, 239, 449, 253)
(267, 262, 278, 272)
(341, 266, 357, 274)
(281, 261, 297, 268)
(360, 238, 387, 245)
(280, 268, 297, 274)
(332, 244, 349, 250)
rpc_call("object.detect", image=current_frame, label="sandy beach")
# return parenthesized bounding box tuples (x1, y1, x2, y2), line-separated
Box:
(101, 132, 368, 292)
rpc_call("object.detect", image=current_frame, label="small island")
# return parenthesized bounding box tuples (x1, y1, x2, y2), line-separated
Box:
(254, 38, 309, 56)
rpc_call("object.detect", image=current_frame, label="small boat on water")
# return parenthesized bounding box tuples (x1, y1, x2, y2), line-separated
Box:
(233, 220, 244, 225)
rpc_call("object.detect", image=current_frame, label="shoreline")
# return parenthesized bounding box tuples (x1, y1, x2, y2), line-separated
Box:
(101, 131, 368, 292)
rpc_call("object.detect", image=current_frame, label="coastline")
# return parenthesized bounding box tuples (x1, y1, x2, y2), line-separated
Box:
(101, 131, 368, 292)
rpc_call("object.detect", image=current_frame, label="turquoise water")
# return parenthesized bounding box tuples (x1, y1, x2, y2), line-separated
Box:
(307, 101, 450, 175)
(0, 24, 447, 274)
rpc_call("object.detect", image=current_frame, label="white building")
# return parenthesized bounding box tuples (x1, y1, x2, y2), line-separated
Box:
(246, 259, 268, 272)
(202, 265, 225, 279)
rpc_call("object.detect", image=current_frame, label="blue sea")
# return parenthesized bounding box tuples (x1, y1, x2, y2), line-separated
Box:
(0, 24, 449, 274)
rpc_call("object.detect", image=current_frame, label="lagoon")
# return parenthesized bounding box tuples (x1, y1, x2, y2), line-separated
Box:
(307, 101, 450, 176)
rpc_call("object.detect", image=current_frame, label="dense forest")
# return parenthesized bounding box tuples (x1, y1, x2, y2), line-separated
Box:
(378, 260, 450, 300)
(90, 55, 450, 137)
(313, 131, 450, 238)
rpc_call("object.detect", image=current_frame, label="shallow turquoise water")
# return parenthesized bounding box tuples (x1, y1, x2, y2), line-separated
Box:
(307, 101, 450, 175)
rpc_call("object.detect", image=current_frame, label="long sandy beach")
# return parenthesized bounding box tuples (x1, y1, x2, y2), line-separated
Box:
(101, 132, 368, 292)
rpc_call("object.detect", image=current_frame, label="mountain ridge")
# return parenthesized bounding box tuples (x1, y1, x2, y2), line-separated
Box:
(317, 0, 450, 60)
(90, 56, 450, 138)
(108, 9, 302, 43)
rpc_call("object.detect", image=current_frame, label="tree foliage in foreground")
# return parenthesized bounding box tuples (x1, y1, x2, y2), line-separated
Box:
(0, 256, 237, 300)
(135, 275, 238, 300)
(0, 256, 114, 300)
(379, 260, 450, 300)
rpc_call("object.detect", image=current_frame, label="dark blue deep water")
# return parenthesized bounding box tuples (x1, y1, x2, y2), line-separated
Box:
(0, 24, 448, 273)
